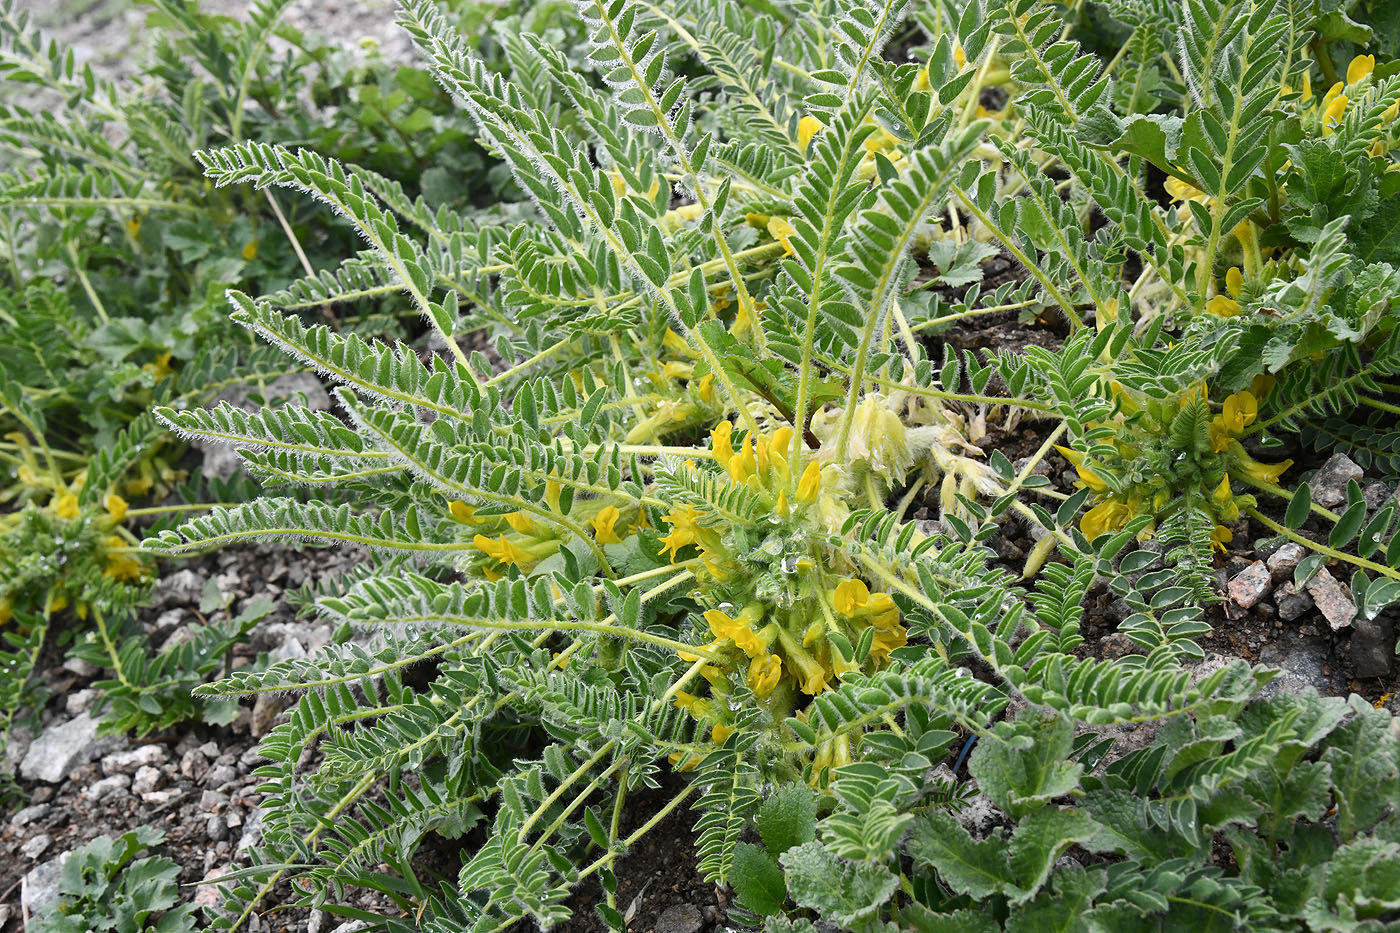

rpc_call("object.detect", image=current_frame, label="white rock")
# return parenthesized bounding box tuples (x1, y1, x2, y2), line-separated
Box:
(101, 744, 167, 776)
(84, 774, 130, 802)
(131, 765, 163, 795)
(20, 834, 51, 859)
(21, 852, 70, 919)
(20, 712, 101, 783)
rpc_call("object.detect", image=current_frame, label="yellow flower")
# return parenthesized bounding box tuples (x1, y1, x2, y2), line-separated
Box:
(797, 115, 825, 152)
(1220, 391, 1258, 433)
(767, 217, 797, 256)
(1210, 524, 1233, 553)
(712, 722, 733, 743)
(1322, 84, 1348, 133)
(705, 607, 765, 658)
(833, 578, 871, 616)
(505, 511, 541, 535)
(698, 372, 714, 402)
(774, 489, 790, 518)
(658, 505, 716, 561)
(242, 238, 259, 261)
(1206, 294, 1240, 317)
(103, 535, 144, 582)
(1054, 445, 1109, 494)
(748, 653, 782, 697)
(590, 505, 623, 544)
(54, 492, 79, 520)
(1232, 450, 1293, 487)
(103, 493, 129, 522)
(142, 352, 174, 381)
(727, 434, 757, 484)
(711, 420, 734, 469)
(796, 461, 822, 504)
(1081, 499, 1131, 540)
(449, 500, 478, 523)
(126, 215, 141, 237)
(1225, 266, 1243, 297)
(1347, 54, 1375, 86)
(474, 533, 533, 569)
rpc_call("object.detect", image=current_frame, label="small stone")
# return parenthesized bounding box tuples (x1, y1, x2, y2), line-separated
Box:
(206, 763, 238, 788)
(64, 688, 97, 717)
(181, 749, 209, 782)
(22, 852, 70, 919)
(250, 694, 289, 737)
(153, 569, 204, 608)
(1274, 582, 1314, 621)
(1306, 568, 1357, 631)
(194, 866, 230, 909)
(206, 814, 229, 842)
(200, 790, 230, 813)
(329, 923, 372, 933)
(154, 608, 185, 631)
(131, 765, 163, 795)
(1227, 561, 1272, 609)
(199, 741, 221, 759)
(1266, 543, 1306, 581)
(1350, 615, 1394, 679)
(237, 809, 264, 853)
(11, 803, 50, 827)
(1310, 454, 1364, 508)
(655, 904, 704, 933)
(141, 789, 182, 805)
(20, 712, 103, 783)
(1363, 482, 1393, 511)
(61, 657, 99, 678)
(1099, 632, 1140, 659)
(101, 744, 167, 776)
(85, 774, 130, 802)
(21, 834, 51, 859)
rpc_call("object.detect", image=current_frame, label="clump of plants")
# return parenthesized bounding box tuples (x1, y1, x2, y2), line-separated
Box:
(132, 0, 1400, 930)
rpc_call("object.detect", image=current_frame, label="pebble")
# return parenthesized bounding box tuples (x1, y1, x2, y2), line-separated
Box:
(1266, 543, 1306, 581)
(61, 657, 100, 678)
(195, 866, 230, 909)
(1363, 482, 1393, 511)
(206, 763, 238, 787)
(10, 803, 50, 827)
(85, 773, 131, 802)
(153, 568, 204, 608)
(1227, 561, 1272, 609)
(201, 790, 230, 813)
(20, 712, 103, 783)
(181, 748, 210, 782)
(21, 834, 51, 859)
(1310, 453, 1364, 508)
(655, 904, 705, 933)
(131, 765, 163, 795)
(142, 789, 182, 805)
(207, 814, 229, 842)
(102, 744, 167, 775)
(21, 852, 69, 918)
(1274, 581, 1314, 621)
(64, 688, 97, 717)
(1350, 615, 1394, 679)
(1305, 568, 1356, 631)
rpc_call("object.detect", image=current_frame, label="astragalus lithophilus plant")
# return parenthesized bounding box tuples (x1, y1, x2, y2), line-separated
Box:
(144, 0, 1400, 929)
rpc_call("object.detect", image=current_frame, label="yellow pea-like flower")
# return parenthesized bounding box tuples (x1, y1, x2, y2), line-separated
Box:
(1347, 54, 1375, 86)
(590, 505, 623, 544)
(103, 493, 129, 522)
(797, 115, 825, 152)
(796, 461, 821, 504)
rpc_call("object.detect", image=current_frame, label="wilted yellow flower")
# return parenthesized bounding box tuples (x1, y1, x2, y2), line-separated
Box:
(1232, 450, 1293, 486)
(591, 505, 623, 544)
(767, 217, 797, 256)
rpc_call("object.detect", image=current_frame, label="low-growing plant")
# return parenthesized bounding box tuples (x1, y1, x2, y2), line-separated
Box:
(31, 826, 197, 933)
(134, 0, 1400, 929)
